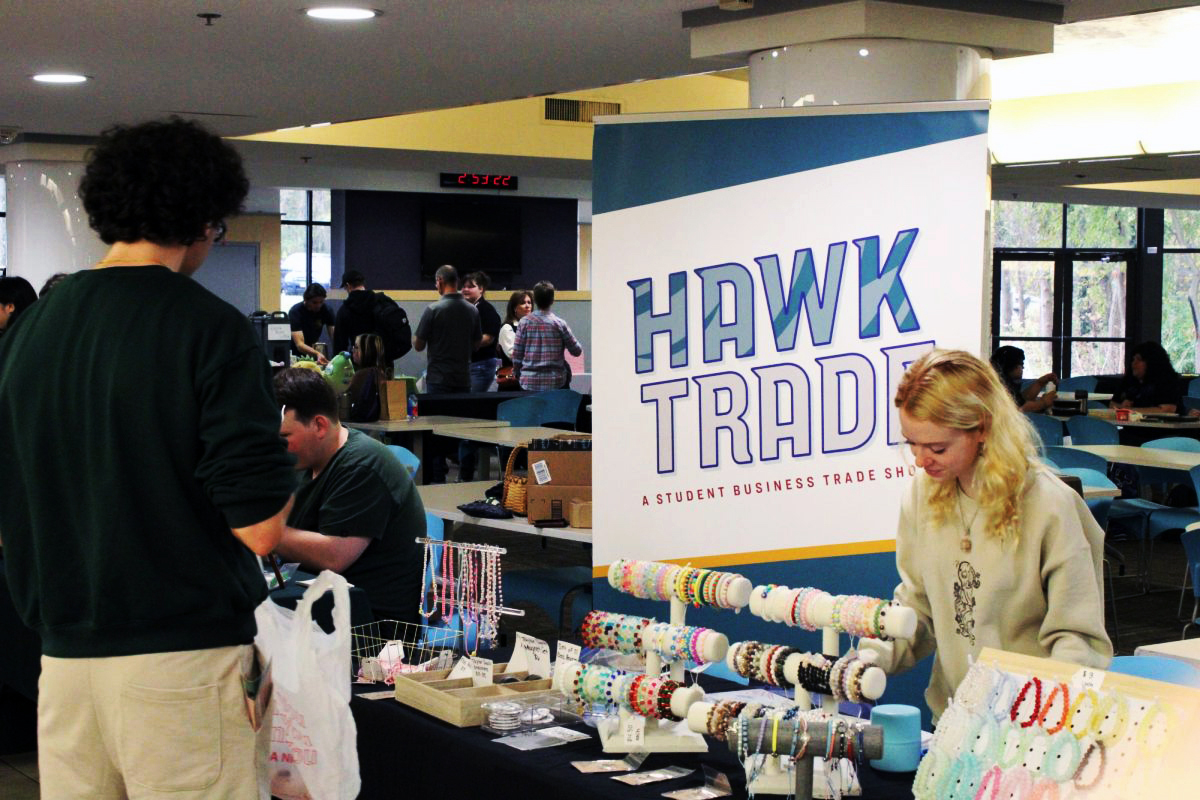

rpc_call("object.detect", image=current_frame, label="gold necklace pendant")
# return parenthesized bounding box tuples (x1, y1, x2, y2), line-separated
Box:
(960, 536, 972, 553)
(957, 486, 979, 554)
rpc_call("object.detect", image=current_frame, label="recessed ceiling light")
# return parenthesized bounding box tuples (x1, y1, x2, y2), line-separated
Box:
(305, 7, 379, 20)
(33, 73, 88, 84)
(859, 48, 870, 57)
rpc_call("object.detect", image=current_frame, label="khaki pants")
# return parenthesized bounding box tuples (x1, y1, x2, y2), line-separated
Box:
(39, 645, 269, 800)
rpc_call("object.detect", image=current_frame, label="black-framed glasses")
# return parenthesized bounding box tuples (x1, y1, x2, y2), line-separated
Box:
(211, 220, 227, 243)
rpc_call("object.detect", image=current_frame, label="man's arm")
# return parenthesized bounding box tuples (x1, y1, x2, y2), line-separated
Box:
(232, 496, 294, 556)
(412, 336, 426, 352)
(290, 331, 328, 364)
(275, 526, 371, 573)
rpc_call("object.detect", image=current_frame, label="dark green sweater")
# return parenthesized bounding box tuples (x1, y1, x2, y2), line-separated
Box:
(0, 267, 297, 658)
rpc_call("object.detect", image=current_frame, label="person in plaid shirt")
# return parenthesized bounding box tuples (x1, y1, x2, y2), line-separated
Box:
(512, 280, 583, 391)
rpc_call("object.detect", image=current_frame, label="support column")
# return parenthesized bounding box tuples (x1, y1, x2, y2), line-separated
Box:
(2, 154, 106, 291)
(687, 0, 1057, 107)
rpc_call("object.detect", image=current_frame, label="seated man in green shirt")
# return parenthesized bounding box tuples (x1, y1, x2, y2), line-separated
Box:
(274, 368, 426, 625)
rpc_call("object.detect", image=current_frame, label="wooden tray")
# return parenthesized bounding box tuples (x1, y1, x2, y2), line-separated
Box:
(391, 662, 556, 727)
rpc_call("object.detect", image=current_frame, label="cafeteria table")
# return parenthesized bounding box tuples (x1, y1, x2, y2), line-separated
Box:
(345, 416, 511, 482)
(418, 480, 593, 544)
(1063, 444, 1200, 470)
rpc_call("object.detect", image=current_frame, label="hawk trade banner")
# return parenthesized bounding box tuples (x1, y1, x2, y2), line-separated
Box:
(591, 102, 989, 569)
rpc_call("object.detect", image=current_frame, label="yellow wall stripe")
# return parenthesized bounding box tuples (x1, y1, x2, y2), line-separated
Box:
(590, 539, 897, 578)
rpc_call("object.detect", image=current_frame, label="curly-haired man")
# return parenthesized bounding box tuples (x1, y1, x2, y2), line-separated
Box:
(0, 117, 296, 798)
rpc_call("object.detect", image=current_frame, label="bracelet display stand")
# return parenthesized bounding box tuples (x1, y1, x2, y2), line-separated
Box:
(595, 560, 753, 753)
(715, 586, 917, 797)
(726, 717, 884, 798)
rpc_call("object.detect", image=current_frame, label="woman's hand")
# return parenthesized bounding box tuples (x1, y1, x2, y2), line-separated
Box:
(1040, 391, 1057, 410)
(1037, 372, 1059, 386)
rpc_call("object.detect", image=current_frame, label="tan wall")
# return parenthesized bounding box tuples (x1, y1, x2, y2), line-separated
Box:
(226, 214, 281, 311)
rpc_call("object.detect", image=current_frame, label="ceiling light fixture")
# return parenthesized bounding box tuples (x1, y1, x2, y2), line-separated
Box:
(305, 7, 379, 20)
(859, 48, 869, 57)
(32, 73, 88, 84)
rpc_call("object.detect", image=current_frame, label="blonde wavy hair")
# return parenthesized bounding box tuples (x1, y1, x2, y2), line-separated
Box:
(894, 349, 1040, 543)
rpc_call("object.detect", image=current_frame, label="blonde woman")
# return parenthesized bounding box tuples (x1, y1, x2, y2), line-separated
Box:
(866, 350, 1111, 720)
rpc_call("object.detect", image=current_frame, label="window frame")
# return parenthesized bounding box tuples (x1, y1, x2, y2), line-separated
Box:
(280, 189, 331, 307)
(991, 201, 1138, 378)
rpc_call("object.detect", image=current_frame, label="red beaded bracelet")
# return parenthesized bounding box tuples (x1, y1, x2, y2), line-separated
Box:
(1011, 677, 1043, 728)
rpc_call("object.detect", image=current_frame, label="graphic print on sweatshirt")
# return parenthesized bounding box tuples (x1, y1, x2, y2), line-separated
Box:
(953, 560, 981, 645)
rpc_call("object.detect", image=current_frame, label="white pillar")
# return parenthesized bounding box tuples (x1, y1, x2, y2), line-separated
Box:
(747, 39, 988, 108)
(3, 158, 106, 291)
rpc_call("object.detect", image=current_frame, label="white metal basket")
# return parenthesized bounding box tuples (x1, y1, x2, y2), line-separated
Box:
(350, 619, 463, 684)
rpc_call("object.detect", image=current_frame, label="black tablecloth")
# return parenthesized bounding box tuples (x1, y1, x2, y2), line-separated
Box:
(350, 674, 915, 800)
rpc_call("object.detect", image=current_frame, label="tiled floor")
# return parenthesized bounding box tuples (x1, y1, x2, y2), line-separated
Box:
(0, 751, 38, 800)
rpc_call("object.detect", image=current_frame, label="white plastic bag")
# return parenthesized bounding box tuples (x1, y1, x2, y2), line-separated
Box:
(255, 570, 360, 800)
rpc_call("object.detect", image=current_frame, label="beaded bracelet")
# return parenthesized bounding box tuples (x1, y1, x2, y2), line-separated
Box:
(1089, 690, 1129, 745)
(974, 764, 1003, 800)
(998, 765, 1034, 799)
(1024, 778, 1063, 800)
(1042, 730, 1083, 783)
(1010, 677, 1043, 728)
(1072, 740, 1106, 791)
(1065, 687, 1099, 739)
(912, 746, 949, 800)
(1035, 681, 1070, 734)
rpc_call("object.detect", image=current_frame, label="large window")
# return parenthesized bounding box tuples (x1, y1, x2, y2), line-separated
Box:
(280, 189, 331, 310)
(992, 202, 1133, 377)
(1162, 209, 1200, 372)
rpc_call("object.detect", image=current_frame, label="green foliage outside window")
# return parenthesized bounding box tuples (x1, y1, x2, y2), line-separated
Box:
(1162, 209, 1200, 373)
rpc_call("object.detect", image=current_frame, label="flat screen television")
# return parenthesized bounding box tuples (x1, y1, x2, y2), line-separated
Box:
(421, 198, 521, 278)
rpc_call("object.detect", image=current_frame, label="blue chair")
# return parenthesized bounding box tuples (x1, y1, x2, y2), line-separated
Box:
(1045, 446, 1107, 472)
(1181, 524, 1200, 637)
(386, 444, 421, 478)
(1188, 377, 1200, 398)
(503, 565, 593, 638)
(1066, 415, 1119, 446)
(1183, 397, 1200, 414)
(1108, 655, 1200, 688)
(1138, 437, 1200, 496)
(1058, 376, 1098, 393)
(537, 388, 584, 429)
(497, 395, 547, 427)
(1024, 412, 1064, 447)
(417, 513, 466, 650)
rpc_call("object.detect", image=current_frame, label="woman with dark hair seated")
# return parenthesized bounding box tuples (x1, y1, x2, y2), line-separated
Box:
(345, 333, 390, 422)
(0, 276, 38, 336)
(989, 345, 1058, 412)
(1111, 341, 1182, 413)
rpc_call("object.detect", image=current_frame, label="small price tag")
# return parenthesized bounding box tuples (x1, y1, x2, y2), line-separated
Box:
(622, 714, 646, 748)
(447, 656, 473, 681)
(471, 656, 494, 687)
(509, 632, 551, 679)
(557, 640, 582, 663)
(532, 459, 552, 485)
(1072, 667, 1105, 692)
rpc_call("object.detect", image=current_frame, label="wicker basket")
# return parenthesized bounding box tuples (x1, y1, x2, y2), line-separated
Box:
(502, 443, 529, 515)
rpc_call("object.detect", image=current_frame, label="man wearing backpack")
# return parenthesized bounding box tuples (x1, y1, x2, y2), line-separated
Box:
(332, 270, 373, 357)
(333, 270, 412, 365)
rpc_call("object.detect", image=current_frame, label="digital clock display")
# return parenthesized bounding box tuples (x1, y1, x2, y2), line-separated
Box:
(440, 172, 519, 190)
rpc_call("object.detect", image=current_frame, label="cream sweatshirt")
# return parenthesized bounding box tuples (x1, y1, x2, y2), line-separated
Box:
(864, 467, 1113, 720)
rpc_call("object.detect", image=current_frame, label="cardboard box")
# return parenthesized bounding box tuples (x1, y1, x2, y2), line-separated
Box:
(527, 449, 591, 486)
(568, 499, 592, 529)
(526, 484, 591, 523)
(379, 380, 408, 420)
